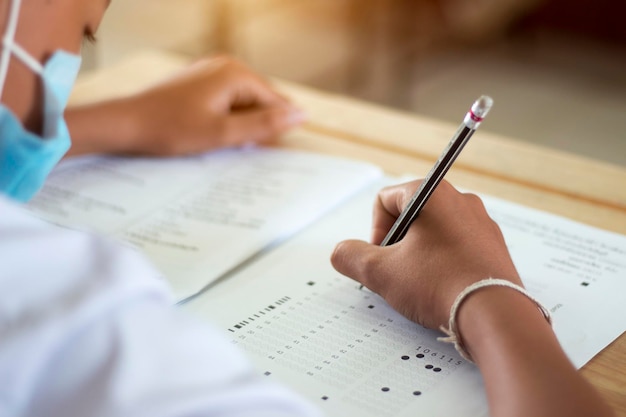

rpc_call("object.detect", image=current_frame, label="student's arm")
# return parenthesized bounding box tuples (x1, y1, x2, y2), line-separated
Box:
(1, 198, 319, 417)
(65, 56, 305, 157)
(459, 283, 614, 417)
(331, 180, 615, 417)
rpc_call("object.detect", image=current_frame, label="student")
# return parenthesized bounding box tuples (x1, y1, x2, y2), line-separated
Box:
(1, 0, 305, 204)
(0, 1, 614, 417)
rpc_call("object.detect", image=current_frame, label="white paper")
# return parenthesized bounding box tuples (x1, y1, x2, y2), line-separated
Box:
(26, 147, 382, 301)
(185, 177, 626, 417)
(482, 195, 626, 368)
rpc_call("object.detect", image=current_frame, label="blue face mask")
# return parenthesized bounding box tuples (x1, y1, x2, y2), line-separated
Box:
(0, 0, 81, 202)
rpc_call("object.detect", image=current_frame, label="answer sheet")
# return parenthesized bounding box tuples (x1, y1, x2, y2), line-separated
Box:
(26, 148, 382, 301)
(186, 177, 626, 417)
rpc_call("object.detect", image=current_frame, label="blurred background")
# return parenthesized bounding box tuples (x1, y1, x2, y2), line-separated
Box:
(83, 0, 626, 166)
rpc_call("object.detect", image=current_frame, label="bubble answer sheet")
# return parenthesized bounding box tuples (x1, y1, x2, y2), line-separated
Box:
(185, 178, 626, 417)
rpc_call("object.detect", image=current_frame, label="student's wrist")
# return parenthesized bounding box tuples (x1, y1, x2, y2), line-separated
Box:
(455, 284, 555, 366)
(66, 98, 144, 156)
(453, 283, 616, 417)
(104, 96, 150, 155)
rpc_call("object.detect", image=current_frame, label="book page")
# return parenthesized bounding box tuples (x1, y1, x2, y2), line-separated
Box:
(25, 147, 382, 301)
(185, 177, 626, 417)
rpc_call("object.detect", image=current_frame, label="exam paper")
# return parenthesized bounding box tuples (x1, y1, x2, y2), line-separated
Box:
(185, 177, 626, 417)
(484, 195, 626, 368)
(26, 148, 382, 301)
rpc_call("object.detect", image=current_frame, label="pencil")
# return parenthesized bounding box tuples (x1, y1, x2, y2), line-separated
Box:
(381, 95, 493, 246)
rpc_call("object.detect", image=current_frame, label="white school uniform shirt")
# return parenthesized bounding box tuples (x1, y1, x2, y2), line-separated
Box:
(0, 196, 320, 417)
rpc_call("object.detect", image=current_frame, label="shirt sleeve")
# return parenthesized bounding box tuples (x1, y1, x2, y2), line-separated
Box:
(0, 198, 320, 417)
(24, 299, 321, 417)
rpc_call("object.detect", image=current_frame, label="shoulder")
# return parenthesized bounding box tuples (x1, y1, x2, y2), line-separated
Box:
(0, 197, 319, 417)
(0, 196, 171, 414)
(0, 195, 172, 321)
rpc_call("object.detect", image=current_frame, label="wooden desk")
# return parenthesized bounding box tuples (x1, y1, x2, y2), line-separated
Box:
(71, 50, 626, 415)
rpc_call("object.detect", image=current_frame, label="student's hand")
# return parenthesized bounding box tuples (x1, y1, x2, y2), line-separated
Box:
(332, 179, 616, 417)
(330, 180, 522, 330)
(66, 56, 305, 157)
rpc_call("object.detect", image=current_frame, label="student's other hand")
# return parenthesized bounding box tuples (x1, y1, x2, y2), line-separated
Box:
(67, 56, 305, 157)
(330, 180, 522, 330)
(126, 56, 305, 155)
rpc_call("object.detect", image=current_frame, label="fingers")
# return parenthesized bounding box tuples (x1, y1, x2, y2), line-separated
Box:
(371, 181, 421, 244)
(173, 55, 288, 110)
(219, 105, 306, 146)
(371, 193, 398, 245)
(331, 239, 389, 293)
(228, 74, 288, 110)
(208, 56, 289, 109)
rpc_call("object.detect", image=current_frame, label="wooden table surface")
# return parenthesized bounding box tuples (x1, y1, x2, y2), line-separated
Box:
(70, 50, 626, 415)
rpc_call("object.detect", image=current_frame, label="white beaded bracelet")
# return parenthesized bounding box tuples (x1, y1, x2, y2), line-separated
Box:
(437, 278, 552, 363)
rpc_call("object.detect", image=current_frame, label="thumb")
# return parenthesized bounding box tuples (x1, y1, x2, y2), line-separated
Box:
(221, 105, 306, 146)
(331, 239, 386, 292)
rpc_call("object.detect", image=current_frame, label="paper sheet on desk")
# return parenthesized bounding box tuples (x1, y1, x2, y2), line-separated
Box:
(25, 147, 382, 301)
(483, 195, 626, 368)
(186, 176, 626, 417)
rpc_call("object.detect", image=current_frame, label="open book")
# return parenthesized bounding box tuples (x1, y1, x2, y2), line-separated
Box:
(26, 147, 382, 301)
(26, 145, 626, 417)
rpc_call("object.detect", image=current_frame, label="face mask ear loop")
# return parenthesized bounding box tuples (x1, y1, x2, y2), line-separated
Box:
(10, 42, 44, 74)
(0, 0, 24, 100)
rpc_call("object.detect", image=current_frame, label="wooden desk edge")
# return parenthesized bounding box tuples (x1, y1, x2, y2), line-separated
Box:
(273, 78, 626, 213)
